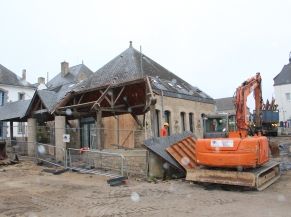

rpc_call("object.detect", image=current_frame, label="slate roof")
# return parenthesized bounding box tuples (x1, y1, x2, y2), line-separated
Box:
(0, 99, 31, 121)
(274, 62, 291, 86)
(36, 82, 76, 113)
(0, 64, 35, 88)
(47, 63, 94, 89)
(74, 44, 214, 104)
(215, 97, 235, 112)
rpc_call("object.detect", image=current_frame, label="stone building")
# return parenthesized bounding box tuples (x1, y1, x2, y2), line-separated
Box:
(53, 41, 215, 150)
(0, 43, 215, 177)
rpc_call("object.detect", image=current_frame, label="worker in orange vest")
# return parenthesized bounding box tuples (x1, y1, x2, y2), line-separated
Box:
(160, 122, 169, 137)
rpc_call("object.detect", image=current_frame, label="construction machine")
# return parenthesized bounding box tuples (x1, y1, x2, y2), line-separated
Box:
(186, 73, 281, 190)
(252, 98, 279, 137)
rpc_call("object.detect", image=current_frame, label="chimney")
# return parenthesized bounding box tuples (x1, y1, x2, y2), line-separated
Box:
(129, 41, 133, 48)
(38, 77, 45, 84)
(22, 69, 26, 80)
(61, 61, 69, 77)
(289, 51, 291, 63)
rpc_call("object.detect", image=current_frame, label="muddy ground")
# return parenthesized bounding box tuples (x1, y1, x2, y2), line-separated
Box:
(0, 137, 291, 217)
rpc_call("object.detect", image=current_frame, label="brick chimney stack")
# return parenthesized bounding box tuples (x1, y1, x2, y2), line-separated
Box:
(61, 61, 69, 77)
(38, 77, 45, 84)
(22, 69, 26, 80)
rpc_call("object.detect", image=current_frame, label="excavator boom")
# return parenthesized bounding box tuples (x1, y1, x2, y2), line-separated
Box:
(232, 72, 263, 137)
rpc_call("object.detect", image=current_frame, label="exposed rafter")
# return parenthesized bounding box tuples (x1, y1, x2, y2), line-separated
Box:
(91, 85, 112, 111)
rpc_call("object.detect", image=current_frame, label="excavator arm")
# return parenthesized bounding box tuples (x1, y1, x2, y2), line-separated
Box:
(233, 72, 263, 137)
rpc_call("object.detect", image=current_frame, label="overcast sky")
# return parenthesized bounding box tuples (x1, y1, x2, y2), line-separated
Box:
(1, 0, 291, 108)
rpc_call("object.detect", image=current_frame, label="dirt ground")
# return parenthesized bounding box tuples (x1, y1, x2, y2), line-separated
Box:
(0, 137, 291, 217)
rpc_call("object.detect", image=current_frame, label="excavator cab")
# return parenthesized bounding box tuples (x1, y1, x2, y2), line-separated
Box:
(203, 113, 236, 138)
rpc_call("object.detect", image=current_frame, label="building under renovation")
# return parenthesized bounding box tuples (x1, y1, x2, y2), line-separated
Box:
(0, 42, 215, 177)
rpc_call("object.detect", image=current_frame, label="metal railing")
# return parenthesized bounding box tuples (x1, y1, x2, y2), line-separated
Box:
(1, 124, 149, 178)
(67, 148, 127, 178)
(35, 143, 67, 168)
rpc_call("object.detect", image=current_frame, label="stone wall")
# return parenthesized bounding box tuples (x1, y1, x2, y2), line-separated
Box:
(152, 95, 215, 138)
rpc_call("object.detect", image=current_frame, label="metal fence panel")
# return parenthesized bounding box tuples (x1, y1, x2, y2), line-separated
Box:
(35, 143, 67, 168)
(67, 148, 127, 178)
(1, 124, 149, 178)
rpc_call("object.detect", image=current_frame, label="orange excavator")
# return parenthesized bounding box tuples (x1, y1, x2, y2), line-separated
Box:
(184, 73, 280, 190)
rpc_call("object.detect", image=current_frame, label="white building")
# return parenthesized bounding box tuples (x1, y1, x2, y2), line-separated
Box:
(273, 55, 291, 127)
(0, 64, 36, 138)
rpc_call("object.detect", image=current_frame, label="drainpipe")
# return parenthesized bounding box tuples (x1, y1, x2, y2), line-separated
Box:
(117, 116, 120, 145)
(161, 90, 164, 121)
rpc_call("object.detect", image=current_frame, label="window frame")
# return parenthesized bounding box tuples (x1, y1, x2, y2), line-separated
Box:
(18, 92, 25, 101)
(189, 112, 194, 133)
(180, 112, 186, 132)
(0, 90, 4, 106)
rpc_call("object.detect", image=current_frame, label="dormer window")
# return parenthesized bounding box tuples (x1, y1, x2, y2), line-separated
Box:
(286, 92, 291, 101)
(18, 92, 25, 100)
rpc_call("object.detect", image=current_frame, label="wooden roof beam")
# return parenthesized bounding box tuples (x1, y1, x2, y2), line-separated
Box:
(91, 85, 112, 111)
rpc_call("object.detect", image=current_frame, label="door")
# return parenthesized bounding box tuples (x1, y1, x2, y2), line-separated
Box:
(81, 121, 96, 149)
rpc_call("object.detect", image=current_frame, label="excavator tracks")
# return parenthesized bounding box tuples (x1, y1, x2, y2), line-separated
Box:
(186, 161, 280, 191)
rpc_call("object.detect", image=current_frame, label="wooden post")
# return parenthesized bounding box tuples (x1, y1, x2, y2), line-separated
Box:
(150, 105, 156, 137)
(9, 121, 13, 143)
(116, 116, 120, 145)
(95, 110, 102, 149)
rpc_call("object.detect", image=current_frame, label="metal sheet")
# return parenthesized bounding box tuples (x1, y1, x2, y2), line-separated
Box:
(143, 131, 194, 173)
(166, 136, 198, 170)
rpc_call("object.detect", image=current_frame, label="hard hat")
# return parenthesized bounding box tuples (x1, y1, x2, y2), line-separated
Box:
(163, 122, 169, 126)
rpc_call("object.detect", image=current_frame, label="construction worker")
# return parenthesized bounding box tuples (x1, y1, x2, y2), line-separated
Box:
(160, 122, 169, 137)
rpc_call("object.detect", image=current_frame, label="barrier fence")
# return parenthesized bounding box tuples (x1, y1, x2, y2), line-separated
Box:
(35, 143, 67, 168)
(1, 125, 149, 178)
(68, 148, 127, 178)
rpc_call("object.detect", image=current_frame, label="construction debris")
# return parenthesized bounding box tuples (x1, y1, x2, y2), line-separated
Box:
(143, 131, 195, 176)
(166, 136, 197, 170)
(42, 168, 68, 175)
(279, 142, 291, 171)
(0, 159, 19, 166)
(107, 176, 128, 186)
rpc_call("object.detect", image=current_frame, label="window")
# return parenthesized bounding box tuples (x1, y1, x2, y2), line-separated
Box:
(155, 109, 160, 136)
(18, 92, 25, 100)
(286, 93, 291, 101)
(81, 122, 96, 149)
(0, 91, 4, 106)
(189, 113, 194, 133)
(164, 110, 171, 136)
(180, 112, 186, 132)
(18, 122, 25, 134)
